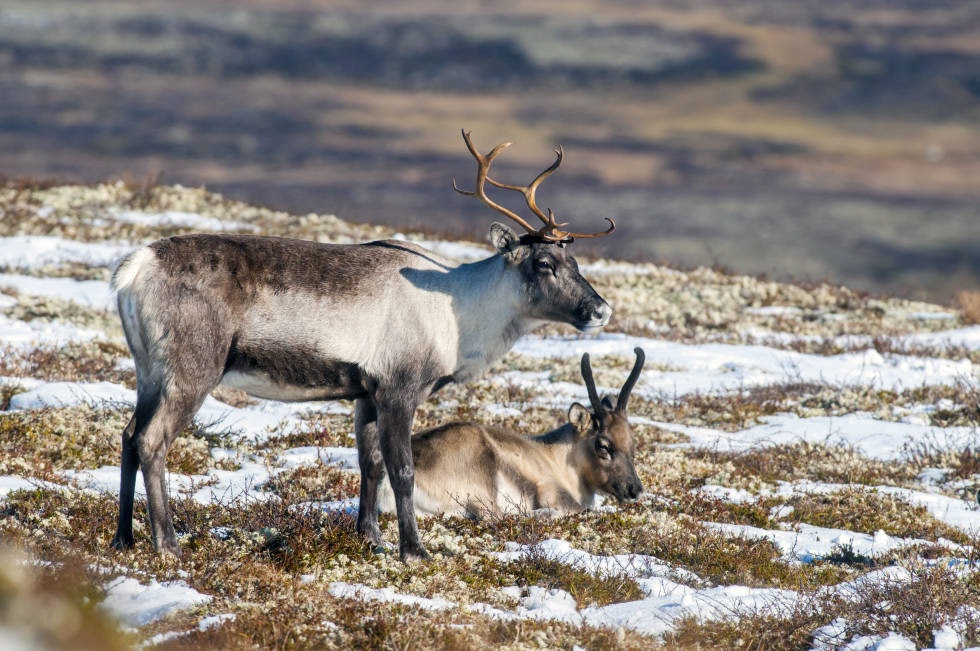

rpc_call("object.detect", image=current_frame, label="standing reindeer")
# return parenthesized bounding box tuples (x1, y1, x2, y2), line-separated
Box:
(379, 348, 645, 518)
(111, 129, 616, 560)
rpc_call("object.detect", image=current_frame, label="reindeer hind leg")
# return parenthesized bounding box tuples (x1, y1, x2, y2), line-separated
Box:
(111, 416, 139, 549)
(117, 338, 226, 554)
(136, 387, 218, 556)
(113, 274, 230, 555)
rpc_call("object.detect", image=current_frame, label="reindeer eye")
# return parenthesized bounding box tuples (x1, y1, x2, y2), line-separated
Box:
(534, 258, 555, 273)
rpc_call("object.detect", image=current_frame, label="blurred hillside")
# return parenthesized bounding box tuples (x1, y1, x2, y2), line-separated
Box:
(0, 0, 978, 302)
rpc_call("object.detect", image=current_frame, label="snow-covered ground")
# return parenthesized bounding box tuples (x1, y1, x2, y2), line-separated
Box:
(1, 211, 979, 649)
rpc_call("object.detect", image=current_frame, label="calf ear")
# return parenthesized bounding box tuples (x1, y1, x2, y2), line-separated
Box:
(490, 222, 528, 262)
(567, 403, 594, 436)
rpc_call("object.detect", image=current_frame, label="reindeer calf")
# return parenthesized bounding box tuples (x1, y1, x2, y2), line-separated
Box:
(379, 348, 645, 518)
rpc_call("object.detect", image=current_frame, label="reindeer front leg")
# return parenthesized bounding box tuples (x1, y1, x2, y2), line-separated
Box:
(353, 398, 386, 549)
(536, 484, 583, 516)
(375, 389, 429, 562)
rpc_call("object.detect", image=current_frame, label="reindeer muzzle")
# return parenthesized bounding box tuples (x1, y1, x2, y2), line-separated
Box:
(575, 300, 612, 333)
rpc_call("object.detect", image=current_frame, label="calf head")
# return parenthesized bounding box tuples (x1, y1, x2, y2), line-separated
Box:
(569, 347, 646, 502)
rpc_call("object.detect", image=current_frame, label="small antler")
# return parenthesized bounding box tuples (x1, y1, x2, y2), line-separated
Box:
(616, 347, 646, 413)
(453, 129, 616, 243)
(580, 353, 604, 414)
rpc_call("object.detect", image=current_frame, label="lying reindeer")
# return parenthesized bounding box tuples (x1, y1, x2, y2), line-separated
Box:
(379, 348, 645, 518)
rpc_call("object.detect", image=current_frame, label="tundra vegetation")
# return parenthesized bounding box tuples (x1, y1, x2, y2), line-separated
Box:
(0, 181, 978, 649)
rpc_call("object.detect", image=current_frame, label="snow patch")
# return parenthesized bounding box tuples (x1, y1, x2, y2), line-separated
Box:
(100, 576, 212, 627)
(0, 273, 115, 310)
(109, 209, 256, 232)
(0, 236, 132, 270)
(328, 582, 455, 611)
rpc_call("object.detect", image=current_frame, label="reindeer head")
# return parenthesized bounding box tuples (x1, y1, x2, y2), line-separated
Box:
(568, 347, 645, 503)
(454, 129, 613, 333)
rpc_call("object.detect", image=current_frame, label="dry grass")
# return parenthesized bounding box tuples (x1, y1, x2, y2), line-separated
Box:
(506, 547, 645, 608)
(783, 489, 971, 545)
(261, 464, 360, 503)
(0, 406, 129, 477)
(0, 386, 973, 649)
(665, 551, 980, 650)
(958, 290, 980, 325)
(623, 513, 853, 591)
(838, 561, 980, 648)
(256, 412, 356, 451)
(902, 419, 980, 482)
(0, 404, 240, 479)
(0, 341, 133, 385)
(3, 294, 124, 340)
(0, 545, 136, 651)
(665, 597, 833, 651)
(0, 181, 977, 649)
(692, 441, 917, 487)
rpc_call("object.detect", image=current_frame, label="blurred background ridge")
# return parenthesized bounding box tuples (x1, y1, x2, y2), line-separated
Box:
(0, 0, 977, 303)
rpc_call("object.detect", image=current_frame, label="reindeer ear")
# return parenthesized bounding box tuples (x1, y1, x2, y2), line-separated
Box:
(568, 403, 593, 436)
(490, 222, 527, 261)
(601, 396, 616, 412)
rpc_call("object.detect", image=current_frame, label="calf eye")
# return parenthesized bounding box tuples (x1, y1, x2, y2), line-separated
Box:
(595, 438, 613, 460)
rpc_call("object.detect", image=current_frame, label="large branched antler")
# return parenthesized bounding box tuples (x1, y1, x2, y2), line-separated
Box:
(453, 129, 616, 243)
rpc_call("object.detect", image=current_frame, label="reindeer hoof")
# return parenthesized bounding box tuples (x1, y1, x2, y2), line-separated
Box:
(370, 540, 397, 555)
(158, 546, 183, 563)
(155, 536, 183, 559)
(356, 521, 385, 548)
(110, 535, 134, 552)
(400, 545, 431, 563)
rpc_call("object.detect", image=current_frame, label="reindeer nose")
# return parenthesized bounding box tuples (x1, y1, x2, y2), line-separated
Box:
(626, 481, 642, 500)
(576, 299, 612, 333)
(593, 301, 612, 326)
(580, 300, 611, 329)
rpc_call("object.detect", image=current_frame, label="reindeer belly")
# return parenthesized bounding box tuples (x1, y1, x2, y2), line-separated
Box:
(495, 472, 538, 514)
(377, 477, 468, 517)
(220, 340, 367, 402)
